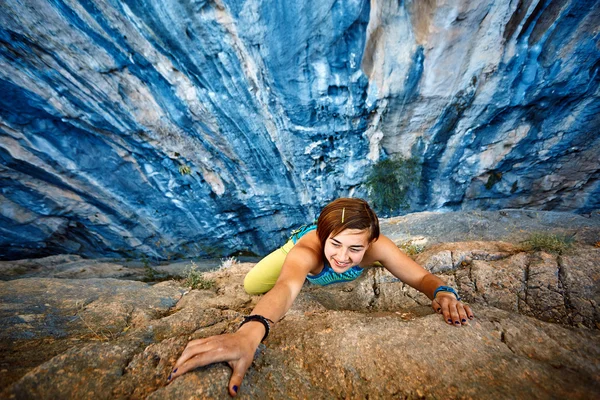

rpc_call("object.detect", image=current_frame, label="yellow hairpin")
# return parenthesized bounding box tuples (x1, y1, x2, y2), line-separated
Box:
(341, 208, 345, 223)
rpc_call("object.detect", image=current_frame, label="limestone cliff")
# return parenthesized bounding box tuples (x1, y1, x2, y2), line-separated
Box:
(1, 0, 599, 259)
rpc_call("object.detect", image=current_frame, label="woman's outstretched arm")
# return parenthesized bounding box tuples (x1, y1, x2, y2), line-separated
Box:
(368, 235, 474, 326)
(169, 244, 318, 396)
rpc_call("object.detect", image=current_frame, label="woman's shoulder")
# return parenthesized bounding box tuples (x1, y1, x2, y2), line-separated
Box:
(285, 236, 323, 273)
(362, 234, 396, 265)
(292, 230, 322, 256)
(289, 222, 318, 243)
(370, 233, 395, 250)
(294, 229, 320, 248)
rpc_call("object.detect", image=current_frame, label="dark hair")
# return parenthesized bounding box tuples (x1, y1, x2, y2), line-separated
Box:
(316, 198, 380, 249)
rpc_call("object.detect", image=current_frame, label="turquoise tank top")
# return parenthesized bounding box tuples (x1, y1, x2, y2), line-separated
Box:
(290, 224, 364, 286)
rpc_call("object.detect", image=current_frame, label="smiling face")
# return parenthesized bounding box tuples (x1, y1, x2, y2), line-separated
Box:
(323, 228, 372, 272)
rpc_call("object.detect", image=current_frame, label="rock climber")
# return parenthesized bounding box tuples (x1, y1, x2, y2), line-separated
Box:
(169, 197, 474, 396)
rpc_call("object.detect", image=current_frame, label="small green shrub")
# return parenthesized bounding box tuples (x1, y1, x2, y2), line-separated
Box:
(365, 156, 419, 215)
(142, 256, 158, 281)
(399, 242, 425, 256)
(485, 171, 502, 190)
(522, 233, 575, 254)
(178, 165, 192, 175)
(185, 261, 215, 290)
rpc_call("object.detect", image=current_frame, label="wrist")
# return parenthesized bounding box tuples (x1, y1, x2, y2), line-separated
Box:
(434, 292, 455, 301)
(433, 285, 460, 301)
(237, 322, 266, 348)
(237, 314, 274, 344)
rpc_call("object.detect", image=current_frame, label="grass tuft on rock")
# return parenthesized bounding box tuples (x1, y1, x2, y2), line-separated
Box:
(522, 232, 575, 254)
(219, 256, 238, 270)
(142, 256, 159, 281)
(185, 261, 215, 290)
(399, 242, 425, 256)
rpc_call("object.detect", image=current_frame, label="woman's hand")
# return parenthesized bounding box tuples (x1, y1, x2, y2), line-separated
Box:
(168, 324, 263, 396)
(432, 292, 474, 326)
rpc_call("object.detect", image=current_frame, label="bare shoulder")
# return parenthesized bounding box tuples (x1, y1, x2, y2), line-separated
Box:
(370, 234, 397, 250)
(285, 239, 322, 274)
(291, 231, 321, 260)
(362, 234, 400, 264)
(362, 234, 428, 285)
(275, 243, 322, 283)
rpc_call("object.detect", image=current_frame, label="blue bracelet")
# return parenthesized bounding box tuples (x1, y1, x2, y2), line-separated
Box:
(433, 286, 460, 301)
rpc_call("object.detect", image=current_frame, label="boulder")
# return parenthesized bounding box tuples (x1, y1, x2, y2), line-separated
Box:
(1, 244, 599, 398)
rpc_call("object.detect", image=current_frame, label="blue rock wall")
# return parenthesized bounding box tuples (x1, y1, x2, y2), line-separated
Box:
(0, 0, 598, 259)
(364, 0, 600, 212)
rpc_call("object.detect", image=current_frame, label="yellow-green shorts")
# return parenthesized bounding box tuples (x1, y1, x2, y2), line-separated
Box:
(243, 239, 295, 295)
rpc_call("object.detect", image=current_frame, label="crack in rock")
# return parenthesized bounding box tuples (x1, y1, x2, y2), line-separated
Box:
(557, 255, 575, 326)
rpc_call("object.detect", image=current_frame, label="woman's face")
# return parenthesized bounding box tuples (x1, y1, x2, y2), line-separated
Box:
(323, 228, 371, 272)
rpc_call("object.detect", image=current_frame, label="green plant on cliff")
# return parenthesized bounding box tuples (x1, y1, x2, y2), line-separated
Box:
(185, 261, 215, 290)
(142, 256, 159, 281)
(365, 156, 419, 215)
(521, 232, 575, 254)
(179, 164, 192, 175)
(485, 171, 503, 190)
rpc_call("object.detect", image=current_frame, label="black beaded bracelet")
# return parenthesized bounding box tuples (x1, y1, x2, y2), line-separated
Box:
(239, 315, 274, 342)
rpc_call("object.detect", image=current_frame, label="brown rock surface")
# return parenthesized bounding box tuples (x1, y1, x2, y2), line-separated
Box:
(1, 213, 600, 398)
(0, 255, 221, 281)
(381, 209, 600, 247)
